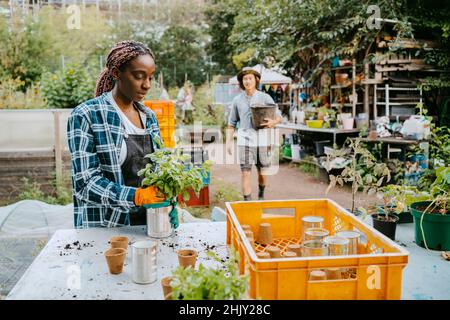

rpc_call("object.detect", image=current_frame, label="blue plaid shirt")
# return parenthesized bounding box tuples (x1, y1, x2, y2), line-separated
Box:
(67, 92, 163, 228)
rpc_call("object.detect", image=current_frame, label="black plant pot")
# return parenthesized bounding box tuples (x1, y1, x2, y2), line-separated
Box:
(372, 214, 399, 240)
(377, 205, 413, 224)
(394, 211, 414, 224)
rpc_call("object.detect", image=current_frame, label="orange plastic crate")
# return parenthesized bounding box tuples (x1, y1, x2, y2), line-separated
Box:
(160, 130, 176, 148)
(226, 199, 409, 300)
(143, 100, 175, 117)
(157, 115, 176, 127)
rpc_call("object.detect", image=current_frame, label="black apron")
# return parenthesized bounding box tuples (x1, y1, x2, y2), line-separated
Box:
(121, 109, 154, 225)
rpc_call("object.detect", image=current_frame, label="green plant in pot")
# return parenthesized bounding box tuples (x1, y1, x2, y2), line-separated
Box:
(377, 185, 430, 224)
(170, 250, 249, 300)
(372, 185, 402, 240)
(138, 148, 212, 229)
(410, 166, 450, 250)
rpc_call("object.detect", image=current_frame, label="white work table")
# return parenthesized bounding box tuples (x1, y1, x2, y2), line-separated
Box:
(5, 219, 449, 300)
(6, 222, 228, 300)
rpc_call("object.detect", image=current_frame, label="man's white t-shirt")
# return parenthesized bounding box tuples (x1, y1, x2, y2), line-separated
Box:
(107, 91, 147, 166)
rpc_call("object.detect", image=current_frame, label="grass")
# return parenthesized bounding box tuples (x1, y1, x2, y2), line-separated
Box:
(297, 156, 320, 179)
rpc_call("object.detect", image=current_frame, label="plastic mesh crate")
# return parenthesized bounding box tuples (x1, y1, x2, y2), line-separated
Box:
(226, 199, 409, 300)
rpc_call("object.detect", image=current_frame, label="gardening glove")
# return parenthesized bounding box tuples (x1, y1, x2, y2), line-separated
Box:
(134, 186, 165, 206)
(169, 201, 179, 229)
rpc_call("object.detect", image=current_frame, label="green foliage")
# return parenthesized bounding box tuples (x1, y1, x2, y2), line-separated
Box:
(18, 174, 72, 205)
(377, 184, 430, 216)
(156, 25, 208, 88)
(325, 138, 391, 213)
(429, 126, 450, 167)
(41, 65, 95, 108)
(171, 250, 248, 300)
(213, 179, 243, 205)
(227, 0, 405, 75)
(138, 149, 213, 201)
(0, 7, 110, 91)
(192, 81, 226, 127)
(204, 0, 238, 75)
(298, 157, 320, 179)
(420, 166, 450, 215)
(0, 78, 46, 109)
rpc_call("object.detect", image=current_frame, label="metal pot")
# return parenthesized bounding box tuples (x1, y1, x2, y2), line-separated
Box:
(132, 240, 157, 284)
(146, 204, 175, 239)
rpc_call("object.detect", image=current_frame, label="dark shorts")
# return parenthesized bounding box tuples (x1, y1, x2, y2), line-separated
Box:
(238, 146, 272, 172)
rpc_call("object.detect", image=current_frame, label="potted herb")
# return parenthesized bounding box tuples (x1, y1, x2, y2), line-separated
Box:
(170, 251, 249, 300)
(138, 149, 212, 229)
(410, 166, 450, 250)
(139, 149, 212, 200)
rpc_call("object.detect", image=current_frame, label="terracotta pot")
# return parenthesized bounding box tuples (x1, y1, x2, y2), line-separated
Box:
(104, 248, 127, 274)
(286, 244, 302, 256)
(266, 246, 281, 258)
(309, 270, 327, 281)
(164, 292, 173, 300)
(282, 251, 297, 258)
(325, 268, 343, 280)
(161, 276, 173, 299)
(256, 252, 271, 259)
(257, 223, 273, 245)
(177, 249, 198, 268)
(244, 230, 254, 239)
(110, 236, 129, 251)
(241, 224, 251, 231)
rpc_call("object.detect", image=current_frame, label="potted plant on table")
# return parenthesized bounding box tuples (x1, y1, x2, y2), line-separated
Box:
(376, 185, 430, 224)
(410, 166, 450, 250)
(169, 251, 249, 300)
(138, 148, 212, 230)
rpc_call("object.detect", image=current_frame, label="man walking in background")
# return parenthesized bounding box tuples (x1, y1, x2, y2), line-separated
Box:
(226, 66, 281, 201)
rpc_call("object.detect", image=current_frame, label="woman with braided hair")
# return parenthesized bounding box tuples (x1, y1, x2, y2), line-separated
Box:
(67, 40, 165, 228)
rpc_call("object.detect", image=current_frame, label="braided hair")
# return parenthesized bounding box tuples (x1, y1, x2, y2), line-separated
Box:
(95, 40, 155, 97)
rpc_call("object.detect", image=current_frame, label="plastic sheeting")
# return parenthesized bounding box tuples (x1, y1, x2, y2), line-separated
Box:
(0, 200, 74, 238)
(0, 200, 209, 238)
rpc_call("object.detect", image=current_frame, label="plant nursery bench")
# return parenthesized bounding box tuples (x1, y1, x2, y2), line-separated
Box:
(6, 222, 228, 300)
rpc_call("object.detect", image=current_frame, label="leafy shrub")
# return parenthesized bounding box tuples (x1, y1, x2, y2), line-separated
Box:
(41, 66, 95, 109)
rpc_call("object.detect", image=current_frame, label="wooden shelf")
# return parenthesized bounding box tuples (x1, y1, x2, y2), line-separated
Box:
(331, 65, 353, 71)
(330, 84, 352, 89)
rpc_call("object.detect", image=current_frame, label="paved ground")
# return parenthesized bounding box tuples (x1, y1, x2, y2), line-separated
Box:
(209, 161, 377, 210)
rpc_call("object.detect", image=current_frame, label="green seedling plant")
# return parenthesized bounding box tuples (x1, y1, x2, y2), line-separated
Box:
(138, 149, 212, 201)
(325, 138, 391, 214)
(170, 250, 249, 300)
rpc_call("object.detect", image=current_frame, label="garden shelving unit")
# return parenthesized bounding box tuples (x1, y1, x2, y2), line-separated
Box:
(374, 83, 423, 117)
(329, 59, 365, 118)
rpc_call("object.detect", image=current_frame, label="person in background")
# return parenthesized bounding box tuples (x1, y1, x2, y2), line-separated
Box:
(67, 40, 165, 228)
(176, 81, 195, 124)
(226, 67, 282, 201)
